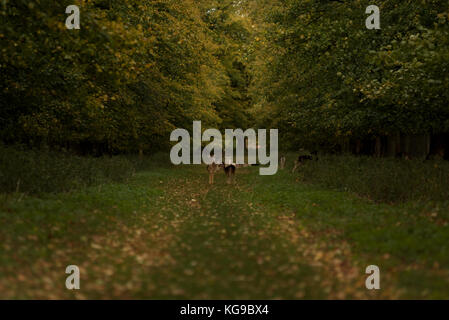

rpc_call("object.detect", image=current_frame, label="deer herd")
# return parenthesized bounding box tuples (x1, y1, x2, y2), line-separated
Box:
(206, 151, 318, 185)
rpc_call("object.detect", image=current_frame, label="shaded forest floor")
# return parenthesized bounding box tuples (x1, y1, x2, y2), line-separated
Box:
(1, 161, 448, 299)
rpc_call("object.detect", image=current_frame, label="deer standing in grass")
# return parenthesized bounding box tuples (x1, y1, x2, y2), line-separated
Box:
(223, 164, 236, 184)
(207, 162, 219, 184)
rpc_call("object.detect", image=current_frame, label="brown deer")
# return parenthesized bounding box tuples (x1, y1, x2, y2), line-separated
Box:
(207, 163, 219, 184)
(223, 164, 236, 184)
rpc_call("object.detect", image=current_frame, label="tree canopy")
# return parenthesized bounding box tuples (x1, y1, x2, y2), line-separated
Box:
(1, 0, 448, 155)
(248, 0, 449, 152)
(1, 0, 252, 153)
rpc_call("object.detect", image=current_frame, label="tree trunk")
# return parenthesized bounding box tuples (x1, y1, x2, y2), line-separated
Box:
(374, 136, 382, 157)
(409, 134, 429, 159)
(355, 140, 362, 155)
(401, 134, 411, 157)
(386, 133, 400, 157)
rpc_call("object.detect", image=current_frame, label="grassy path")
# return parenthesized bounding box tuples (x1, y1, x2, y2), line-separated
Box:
(1, 163, 448, 299)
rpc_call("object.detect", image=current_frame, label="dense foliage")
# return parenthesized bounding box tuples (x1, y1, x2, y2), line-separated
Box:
(248, 0, 449, 153)
(1, 0, 448, 156)
(1, 0, 252, 154)
(293, 153, 449, 203)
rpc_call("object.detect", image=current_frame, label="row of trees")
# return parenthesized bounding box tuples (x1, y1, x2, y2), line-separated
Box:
(1, 0, 253, 154)
(2, 0, 448, 158)
(248, 0, 449, 157)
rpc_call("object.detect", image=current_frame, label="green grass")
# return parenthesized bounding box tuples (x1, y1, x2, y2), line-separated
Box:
(259, 167, 449, 299)
(0, 156, 448, 299)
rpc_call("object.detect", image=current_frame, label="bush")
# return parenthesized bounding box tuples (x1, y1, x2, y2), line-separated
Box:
(125, 153, 174, 172)
(0, 145, 136, 195)
(293, 154, 449, 203)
